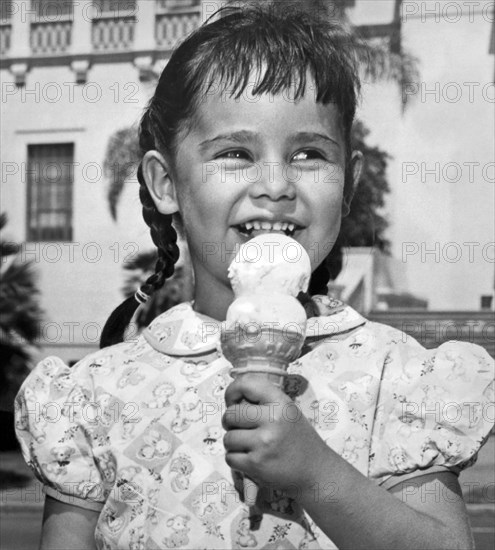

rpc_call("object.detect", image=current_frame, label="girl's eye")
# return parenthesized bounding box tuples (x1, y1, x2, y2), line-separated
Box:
(292, 150, 325, 161)
(217, 150, 251, 161)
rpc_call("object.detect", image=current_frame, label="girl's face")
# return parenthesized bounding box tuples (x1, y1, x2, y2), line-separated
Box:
(145, 82, 361, 319)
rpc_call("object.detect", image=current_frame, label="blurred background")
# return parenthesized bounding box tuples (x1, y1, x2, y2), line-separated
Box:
(1, 1, 494, 548)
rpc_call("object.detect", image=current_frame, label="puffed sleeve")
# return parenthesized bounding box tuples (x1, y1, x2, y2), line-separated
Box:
(369, 334, 494, 489)
(14, 354, 116, 511)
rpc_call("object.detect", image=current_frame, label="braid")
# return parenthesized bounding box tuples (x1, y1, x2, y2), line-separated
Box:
(297, 254, 332, 318)
(138, 174, 180, 293)
(302, 241, 344, 314)
(308, 261, 331, 296)
(100, 122, 180, 349)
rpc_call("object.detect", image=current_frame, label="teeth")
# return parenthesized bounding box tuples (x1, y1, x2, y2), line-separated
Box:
(237, 220, 299, 235)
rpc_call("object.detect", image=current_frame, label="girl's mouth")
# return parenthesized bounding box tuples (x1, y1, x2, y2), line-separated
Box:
(234, 220, 303, 238)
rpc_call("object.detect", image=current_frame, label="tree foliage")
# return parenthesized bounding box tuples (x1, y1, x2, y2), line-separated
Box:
(104, 127, 140, 220)
(0, 213, 44, 412)
(344, 120, 390, 251)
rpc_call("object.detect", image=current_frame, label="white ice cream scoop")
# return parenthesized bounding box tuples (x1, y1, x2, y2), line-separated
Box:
(225, 293, 307, 334)
(228, 233, 311, 297)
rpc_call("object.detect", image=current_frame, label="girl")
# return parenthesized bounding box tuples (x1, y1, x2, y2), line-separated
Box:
(15, 5, 494, 550)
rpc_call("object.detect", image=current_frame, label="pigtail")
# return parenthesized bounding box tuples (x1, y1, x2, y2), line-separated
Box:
(296, 255, 331, 318)
(308, 261, 331, 296)
(100, 161, 180, 349)
(299, 246, 343, 317)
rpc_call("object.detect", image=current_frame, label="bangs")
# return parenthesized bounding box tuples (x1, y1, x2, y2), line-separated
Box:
(179, 6, 360, 121)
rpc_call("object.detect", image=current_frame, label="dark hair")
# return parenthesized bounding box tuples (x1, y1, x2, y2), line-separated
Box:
(100, 4, 361, 348)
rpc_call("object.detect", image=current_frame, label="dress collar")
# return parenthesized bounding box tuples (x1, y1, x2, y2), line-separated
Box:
(143, 296, 366, 356)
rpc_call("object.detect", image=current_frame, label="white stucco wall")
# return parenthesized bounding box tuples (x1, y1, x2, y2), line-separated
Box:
(1, 60, 156, 361)
(351, 1, 494, 309)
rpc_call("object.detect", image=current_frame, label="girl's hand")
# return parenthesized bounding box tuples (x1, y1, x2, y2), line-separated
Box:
(222, 373, 329, 493)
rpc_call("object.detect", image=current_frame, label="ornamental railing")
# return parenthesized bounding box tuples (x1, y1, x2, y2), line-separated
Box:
(155, 10, 200, 49)
(0, 22, 11, 56)
(0, 0, 12, 56)
(91, 0, 136, 51)
(4, 0, 203, 60)
(31, 20, 72, 55)
(92, 16, 136, 51)
(30, 0, 73, 55)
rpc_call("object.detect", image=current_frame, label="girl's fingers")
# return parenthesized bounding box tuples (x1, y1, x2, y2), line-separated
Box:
(224, 451, 252, 474)
(223, 428, 256, 452)
(225, 374, 287, 407)
(222, 404, 263, 430)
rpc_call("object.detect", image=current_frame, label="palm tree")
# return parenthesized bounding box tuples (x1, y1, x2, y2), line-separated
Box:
(103, 0, 418, 325)
(0, 213, 44, 448)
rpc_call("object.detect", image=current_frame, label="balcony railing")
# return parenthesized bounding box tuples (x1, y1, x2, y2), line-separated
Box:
(0, 0, 13, 55)
(0, 23, 11, 56)
(91, 0, 137, 51)
(155, 0, 201, 49)
(2, 0, 202, 61)
(155, 11, 200, 49)
(92, 15, 136, 51)
(31, 20, 72, 55)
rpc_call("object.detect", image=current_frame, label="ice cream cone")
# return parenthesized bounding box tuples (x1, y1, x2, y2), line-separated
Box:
(221, 326, 305, 506)
(221, 234, 311, 509)
(221, 326, 304, 385)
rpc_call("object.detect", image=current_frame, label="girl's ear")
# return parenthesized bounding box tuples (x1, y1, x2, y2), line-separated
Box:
(342, 150, 363, 216)
(142, 151, 179, 215)
(351, 150, 363, 188)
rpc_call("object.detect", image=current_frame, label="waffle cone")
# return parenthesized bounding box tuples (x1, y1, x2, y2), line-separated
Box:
(221, 327, 304, 386)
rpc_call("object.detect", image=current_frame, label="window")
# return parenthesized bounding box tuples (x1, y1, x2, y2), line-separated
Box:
(27, 143, 74, 241)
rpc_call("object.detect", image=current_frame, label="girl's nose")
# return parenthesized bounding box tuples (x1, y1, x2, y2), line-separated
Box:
(247, 162, 297, 201)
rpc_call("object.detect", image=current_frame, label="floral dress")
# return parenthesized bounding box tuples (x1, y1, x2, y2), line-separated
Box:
(15, 297, 495, 549)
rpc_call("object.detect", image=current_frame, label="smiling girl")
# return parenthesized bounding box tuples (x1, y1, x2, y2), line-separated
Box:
(15, 5, 494, 550)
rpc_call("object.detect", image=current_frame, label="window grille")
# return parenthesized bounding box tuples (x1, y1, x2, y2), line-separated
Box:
(27, 143, 74, 242)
